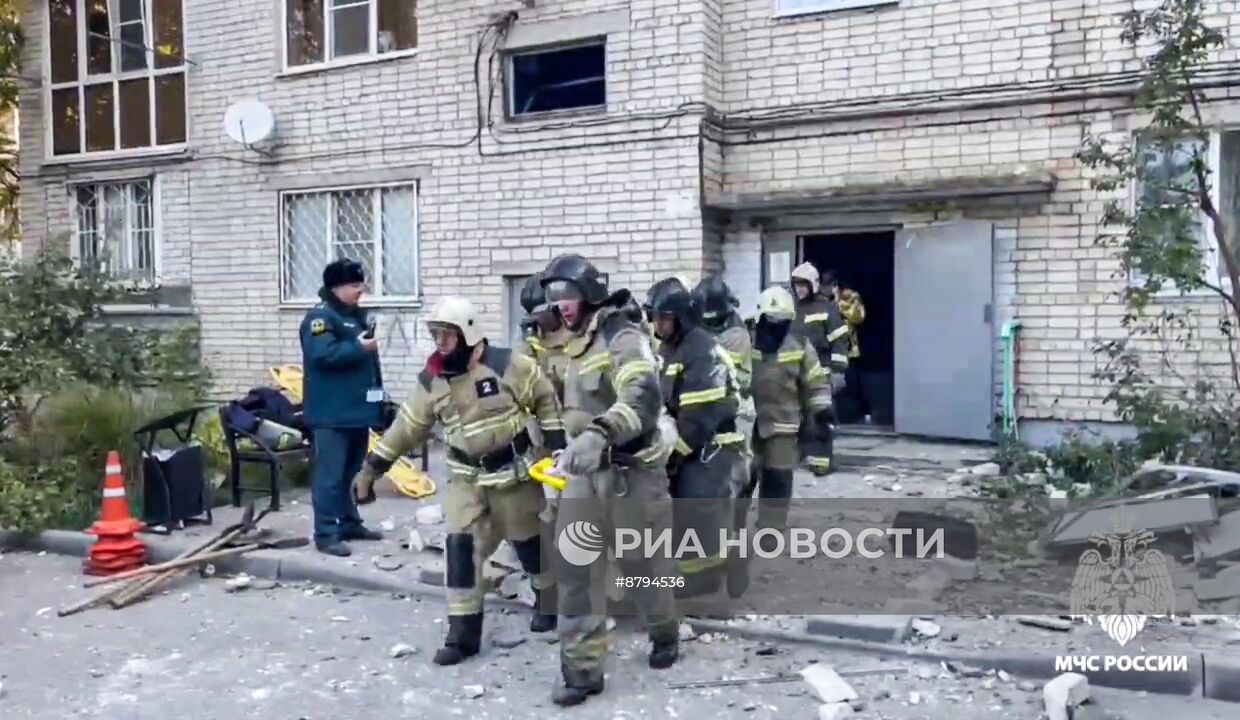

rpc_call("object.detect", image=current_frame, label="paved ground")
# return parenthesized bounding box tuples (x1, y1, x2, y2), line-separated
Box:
(3, 553, 1239, 720)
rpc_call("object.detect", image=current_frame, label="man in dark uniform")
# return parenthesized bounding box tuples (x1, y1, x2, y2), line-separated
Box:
(300, 259, 385, 557)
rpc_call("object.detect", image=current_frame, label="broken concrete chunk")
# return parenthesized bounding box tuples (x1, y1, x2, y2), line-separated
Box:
(488, 542, 522, 571)
(816, 702, 854, 720)
(908, 691, 921, 705)
(379, 518, 396, 532)
(970, 462, 1001, 476)
(1015, 616, 1072, 632)
(935, 555, 979, 581)
(372, 555, 405, 572)
(805, 615, 913, 644)
(389, 643, 415, 659)
(415, 504, 444, 526)
(799, 665, 859, 704)
(1046, 497, 1217, 548)
(997, 670, 1012, 682)
(910, 619, 941, 638)
(406, 529, 426, 553)
(1043, 673, 1090, 720)
(916, 666, 935, 680)
(679, 623, 697, 641)
(462, 684, 485, 699)
(225, 574, 252, 592)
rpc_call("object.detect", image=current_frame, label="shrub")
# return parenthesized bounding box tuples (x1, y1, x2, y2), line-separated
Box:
(0, 456, 93, 534)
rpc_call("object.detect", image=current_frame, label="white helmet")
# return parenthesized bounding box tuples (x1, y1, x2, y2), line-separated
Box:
(757, 286, 796, 321)
(428, 296, 483, 346)
(791, 262, 820, 295)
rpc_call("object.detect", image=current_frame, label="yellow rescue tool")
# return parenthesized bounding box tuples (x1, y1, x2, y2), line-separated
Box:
(528, 457, 567, 492)
(268, 364, 437, 500)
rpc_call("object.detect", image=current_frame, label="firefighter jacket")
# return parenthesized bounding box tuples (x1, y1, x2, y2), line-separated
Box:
(561, 304, 665, 467)
(520, 325, 573, 402)
(707, 313, 753, 398)
(749, 332, 832, 440)
(792, 294, 850, 373)
(658, 326, 744, 457)
(836, 288, 865, 360)
(370, 343, 564, 487)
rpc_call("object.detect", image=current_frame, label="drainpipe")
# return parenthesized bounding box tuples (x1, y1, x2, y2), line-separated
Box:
(1001, 320, 1022, 440)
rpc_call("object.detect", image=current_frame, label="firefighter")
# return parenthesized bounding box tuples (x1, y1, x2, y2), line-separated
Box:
(789, 262, 847, 476)
(516, 273, 573, 535)
(692, 276, 755, 471)
(823, 272, 867, 423)
(351, 296, 564, 666)
(732, 286, 833, 592)
(646, 277, 745, 598)
(540, 254, 680, 707)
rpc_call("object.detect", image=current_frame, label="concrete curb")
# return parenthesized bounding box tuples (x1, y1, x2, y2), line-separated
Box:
(8, 528, 1235, 703)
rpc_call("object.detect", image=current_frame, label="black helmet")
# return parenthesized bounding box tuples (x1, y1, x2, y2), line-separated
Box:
(520, 273, 545, 314)
(540, 254, 610, 306)
(692, 275, 736, 328)
(645, 277, 696, 331)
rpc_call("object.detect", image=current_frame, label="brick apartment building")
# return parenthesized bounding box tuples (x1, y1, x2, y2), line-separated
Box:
(17, 0, 1240, 445)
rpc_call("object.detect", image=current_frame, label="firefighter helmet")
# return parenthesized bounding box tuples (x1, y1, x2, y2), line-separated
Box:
(540, 254, 610, 306)
(757, 286, 796, 322)
(428, 296, 482, 346)
(791, 262, 820, 295)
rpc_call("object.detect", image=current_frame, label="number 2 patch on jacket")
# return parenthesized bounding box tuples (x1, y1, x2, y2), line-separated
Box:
(475, 378, 500, 399)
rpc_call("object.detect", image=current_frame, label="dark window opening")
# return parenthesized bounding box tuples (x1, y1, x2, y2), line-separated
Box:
(509, 41, 605, 117)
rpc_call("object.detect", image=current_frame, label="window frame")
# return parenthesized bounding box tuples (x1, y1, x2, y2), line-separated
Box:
(278, 181, 421, 307)
(772, 0, 899, 19)
(69, 175, 163, 287)
(1128, 131, 1229, 297)
(43, 0, 189, 162)
(278, 0, 418, 76)
(504, 38, 608, 121)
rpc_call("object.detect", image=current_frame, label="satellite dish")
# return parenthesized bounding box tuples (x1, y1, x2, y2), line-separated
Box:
(223, 99, 276, 146)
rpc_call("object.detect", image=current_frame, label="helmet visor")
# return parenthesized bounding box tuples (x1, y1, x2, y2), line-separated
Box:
(544, 279, 584, 304)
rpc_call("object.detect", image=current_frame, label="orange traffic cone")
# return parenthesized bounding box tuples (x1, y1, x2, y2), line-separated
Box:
(84, 451, 147, 577)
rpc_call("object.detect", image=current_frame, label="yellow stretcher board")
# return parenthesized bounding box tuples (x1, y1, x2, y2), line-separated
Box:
(269, 364, 437, 500)
(529, 457, 566, 492)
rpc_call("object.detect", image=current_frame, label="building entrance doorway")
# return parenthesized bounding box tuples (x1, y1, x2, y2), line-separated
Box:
(800, 231, 896, 427)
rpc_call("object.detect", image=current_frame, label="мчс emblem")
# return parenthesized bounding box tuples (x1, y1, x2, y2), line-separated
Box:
(1069, 512, 1176, 647)
(310, 318, 327, 336)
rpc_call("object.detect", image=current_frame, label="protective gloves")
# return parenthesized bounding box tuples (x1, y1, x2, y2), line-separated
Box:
(556, 427, 608, 476)
(352, 463, 379, 505)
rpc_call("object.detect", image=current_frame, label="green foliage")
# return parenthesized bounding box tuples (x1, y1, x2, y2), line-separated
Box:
(993, 432, 1142, 497)
(0, 456, 94, 535)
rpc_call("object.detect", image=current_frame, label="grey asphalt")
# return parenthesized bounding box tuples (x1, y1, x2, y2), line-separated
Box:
(3, 553, 1238, 720)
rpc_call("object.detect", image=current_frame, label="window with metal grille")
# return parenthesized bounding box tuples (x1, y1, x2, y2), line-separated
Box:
(281, 184, 419, 303)
(74, 179, 156, 283)
(284, 0, 418, 69)
(507, 40, 606, 117)
(46, 0, 187, 158)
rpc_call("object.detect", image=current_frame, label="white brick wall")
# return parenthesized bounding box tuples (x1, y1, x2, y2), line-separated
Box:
(17, 0, 1240, 429)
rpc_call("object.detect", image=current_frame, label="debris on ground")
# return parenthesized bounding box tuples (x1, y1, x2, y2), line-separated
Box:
(1043, 495, 1217, 549)
(389, 643, 415, 659)
(970, 462, 1001, 477)
(379, 518, 396, 532)
(817, 702, 853, 720)
(372, 555, 405, 572)
(492, 635, 527, 650)
(405, 529, 426, 553)
(798, 665, 858, 704)
(415, 504, 444, 526)
(908, 691, 921, 705)
(224, 575, 253, 592)
(679, 623, 697, 641)
(1015, 615, 1073, 632)
(1043, 672, 1090, 720)
(462, 684, 485, 699)
(910, 619, 941, 638)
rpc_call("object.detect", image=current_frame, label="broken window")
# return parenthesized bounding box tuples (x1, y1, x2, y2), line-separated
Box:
(46, 0, 187, 157)
(508, 41, 606, 117)
(284, 0, 417, 69)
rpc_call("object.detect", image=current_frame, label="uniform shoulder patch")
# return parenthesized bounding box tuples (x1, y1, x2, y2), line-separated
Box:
(310, 318, 328, 336)
(475, 377, 501, 399)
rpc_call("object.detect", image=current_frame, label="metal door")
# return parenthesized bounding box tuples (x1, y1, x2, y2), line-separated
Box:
(893, 221, 995, 440)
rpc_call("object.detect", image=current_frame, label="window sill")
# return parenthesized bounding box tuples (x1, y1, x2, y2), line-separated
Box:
(41, 145, 191, 168)
(502, 104, 609, 126)
(772, 0, 899, 21)
(277, 49, 419, 79)
(100, 304, 196, 316)
(279, 298, 424, 311)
